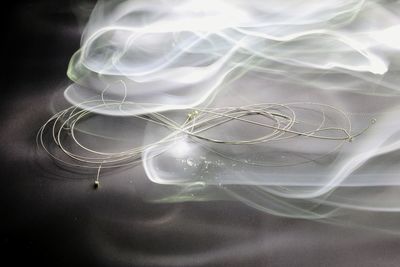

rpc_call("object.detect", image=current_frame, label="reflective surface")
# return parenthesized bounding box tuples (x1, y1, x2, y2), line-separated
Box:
(3, 1, 400, 266)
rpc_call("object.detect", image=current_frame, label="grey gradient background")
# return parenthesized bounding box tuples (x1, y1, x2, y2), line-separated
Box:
(2, 1, 400, 266)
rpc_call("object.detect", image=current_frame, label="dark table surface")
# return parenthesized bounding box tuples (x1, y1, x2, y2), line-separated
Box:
(3, 1, 400, 266)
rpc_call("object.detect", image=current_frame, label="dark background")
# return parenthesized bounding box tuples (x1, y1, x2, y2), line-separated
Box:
(3, 1, 400, 266)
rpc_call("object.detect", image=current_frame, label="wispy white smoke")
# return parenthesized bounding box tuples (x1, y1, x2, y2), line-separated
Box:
(66, 0, 400, 114)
